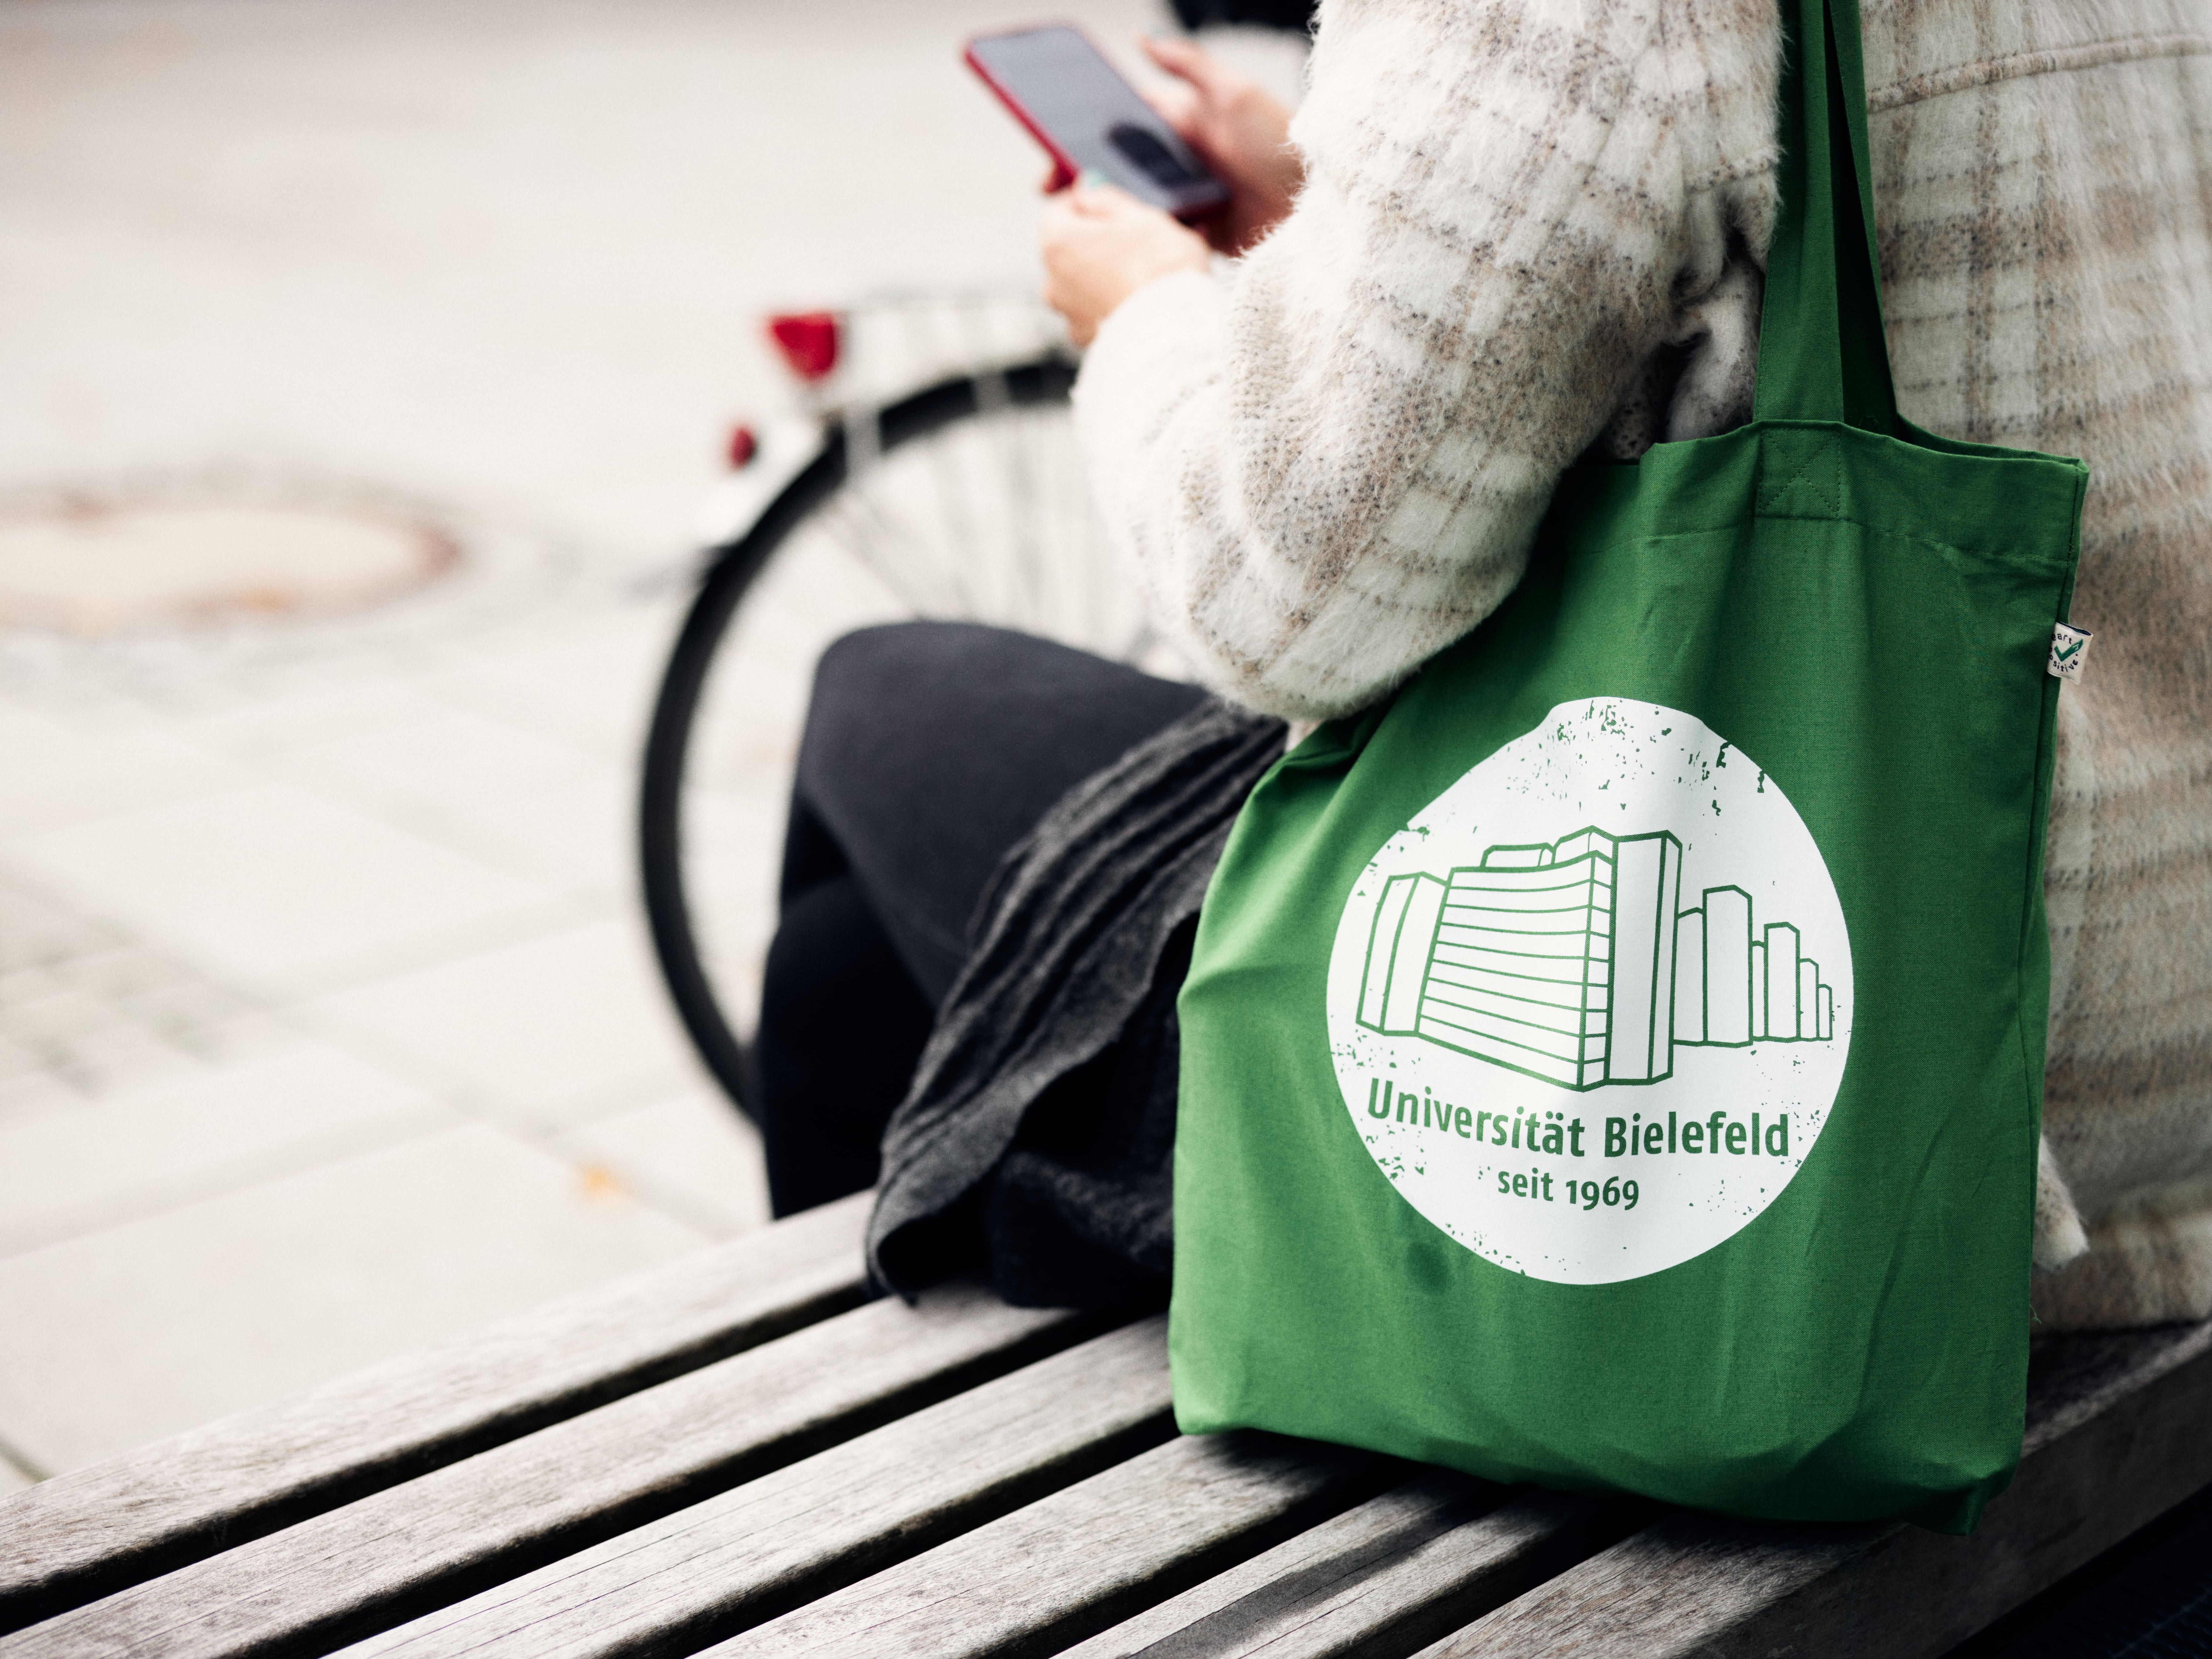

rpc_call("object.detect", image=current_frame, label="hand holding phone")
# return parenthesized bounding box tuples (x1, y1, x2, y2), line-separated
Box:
(1129, 35, 1301, 256)
(1039, 184, 1210, 345)
(966, 25, 1231, 221)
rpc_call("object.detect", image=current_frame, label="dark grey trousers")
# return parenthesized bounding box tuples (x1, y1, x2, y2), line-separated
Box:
(757, 622, 1206, 1216)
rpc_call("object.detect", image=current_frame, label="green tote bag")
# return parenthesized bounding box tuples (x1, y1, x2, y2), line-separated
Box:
(1169, 0, 2087, 1532)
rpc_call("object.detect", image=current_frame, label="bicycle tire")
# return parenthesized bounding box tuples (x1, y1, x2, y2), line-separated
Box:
(639, 355, 1081, 1117)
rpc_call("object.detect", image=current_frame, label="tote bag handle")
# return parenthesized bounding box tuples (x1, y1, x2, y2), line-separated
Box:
(1752, 0, 1900, 432)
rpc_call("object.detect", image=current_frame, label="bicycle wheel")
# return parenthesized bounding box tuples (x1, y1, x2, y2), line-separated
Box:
(640, 353, 1165, 1115)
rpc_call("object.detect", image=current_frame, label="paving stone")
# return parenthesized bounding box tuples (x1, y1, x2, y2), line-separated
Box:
(0, 1031, 48, 1083)
(271, 699, 605, 825)
(50, 942, 183, 1003)
(0, 706, 245, 836)
(0, 973, 203, 1097)
(0, 783, 573, 996)
(5, 984, 125, 1046)
(0, 1036, 449, 1254)
(13, 1013, 196, 1097)
(162, 681, 462, 764)
(114, 977, 263, 1048)
(270, 700, 633, 898)
(0, 878, 275, 1073)
(299, 917, 706, 1131)
(159, 1009, 298, 1068)
(0, 1070, 80, 1126)
(0, 887, 89, 977)
(0, 1121, 709, 1474)
(439, 772, 637, 902)
(416, 603, 685, 765)
(0, 962, 58, 1010)
(555, 1085, 771, 1240)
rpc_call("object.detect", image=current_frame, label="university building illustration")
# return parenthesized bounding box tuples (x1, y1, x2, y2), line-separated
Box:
(1356, 826, 1835, 1090)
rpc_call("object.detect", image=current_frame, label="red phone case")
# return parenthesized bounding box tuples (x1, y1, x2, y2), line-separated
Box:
(964, 25, 1225, 218)
(963, 29, 1086, 194)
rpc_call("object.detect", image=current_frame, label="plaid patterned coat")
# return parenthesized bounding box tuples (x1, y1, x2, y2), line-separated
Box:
(1073, 0, 2212, 1328)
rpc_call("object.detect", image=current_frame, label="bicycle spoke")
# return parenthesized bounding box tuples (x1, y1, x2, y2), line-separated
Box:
(816, 489, 940, 616)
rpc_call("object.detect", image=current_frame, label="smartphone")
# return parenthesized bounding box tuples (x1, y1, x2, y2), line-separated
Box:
(966, 24, 1231, 221)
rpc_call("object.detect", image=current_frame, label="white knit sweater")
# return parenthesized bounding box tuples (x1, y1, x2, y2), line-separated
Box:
(1074, 0, 2212, 1329)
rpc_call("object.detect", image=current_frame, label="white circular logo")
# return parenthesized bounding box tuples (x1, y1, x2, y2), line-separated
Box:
(1326, 697, 1852, 1284)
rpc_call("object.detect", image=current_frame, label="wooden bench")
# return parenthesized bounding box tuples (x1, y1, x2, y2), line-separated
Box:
(2, 1189, 2207, 1659)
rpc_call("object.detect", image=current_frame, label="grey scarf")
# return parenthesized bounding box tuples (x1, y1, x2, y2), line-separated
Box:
(866, 698, 1287, 1308)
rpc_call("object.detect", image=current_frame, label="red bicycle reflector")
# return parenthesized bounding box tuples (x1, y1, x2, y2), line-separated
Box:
(766, 312, 840, 382)
(725, 423, 758, 469)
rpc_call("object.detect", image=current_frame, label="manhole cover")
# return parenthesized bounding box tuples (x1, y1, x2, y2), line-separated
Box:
(0, 500, 458, 635)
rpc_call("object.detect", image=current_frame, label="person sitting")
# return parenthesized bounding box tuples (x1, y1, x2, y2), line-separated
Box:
(759, 2, 2212, 1331)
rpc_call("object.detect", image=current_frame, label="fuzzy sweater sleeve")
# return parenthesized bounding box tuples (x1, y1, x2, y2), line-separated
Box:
(1073, 0, 1780, 720)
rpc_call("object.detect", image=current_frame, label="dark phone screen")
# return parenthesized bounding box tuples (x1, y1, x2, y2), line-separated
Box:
(970, 26, 1229, 217)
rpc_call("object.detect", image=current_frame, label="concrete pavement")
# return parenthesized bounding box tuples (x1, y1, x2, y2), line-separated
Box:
(0, 0, 1314, 1483)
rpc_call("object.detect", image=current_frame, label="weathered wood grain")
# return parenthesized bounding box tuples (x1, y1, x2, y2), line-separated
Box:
(1058, 1475, 1637, 1659)
(13, 1192, 2202, 1659)
(2, 1286, 1099, 1659)
(1415, 1319, 2212, 1659)
(0, 1192, 873, 1635)
(709, 1432, 1385, 1659)
(336, 1317, 1178, 1659)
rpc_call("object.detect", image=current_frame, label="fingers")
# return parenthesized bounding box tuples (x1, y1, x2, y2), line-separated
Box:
(1042, 183, 1185, 254)
(1042, 181, 1134, 233)
(1071, 180, 1138, 219)
(1139, 33, 1222, 92)
(1039, 195, 1080, 266)
(1040, 181, 1209, 348)
(1143, 81, 1201, 135)
(1040, 194, 1084, 253)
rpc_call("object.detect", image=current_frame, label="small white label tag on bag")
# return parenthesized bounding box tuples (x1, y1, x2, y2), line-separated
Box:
(2049, 622, 2093, 682)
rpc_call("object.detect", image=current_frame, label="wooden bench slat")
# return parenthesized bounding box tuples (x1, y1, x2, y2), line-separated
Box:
(1, 1286, 1094, 1659)
(1057, 1476, 1631, 1659)
(0, 1192, 873, 1635)
(708, 1432, 1381, 1659)
(1413, 1320, 2212, 1659)
(337, 1318, 1176, 1659)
